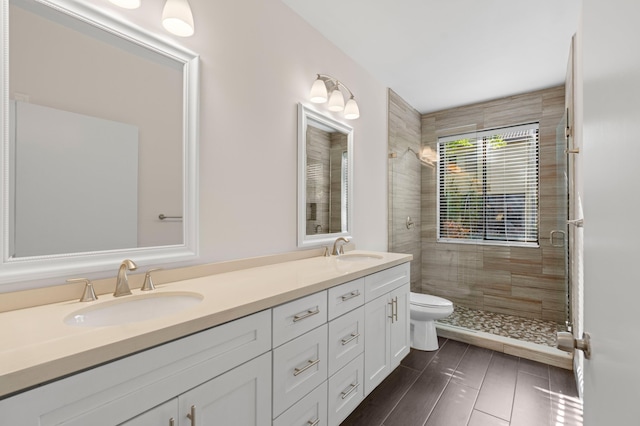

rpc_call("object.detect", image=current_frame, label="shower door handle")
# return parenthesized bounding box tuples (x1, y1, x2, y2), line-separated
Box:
(550, 230, 565, 248)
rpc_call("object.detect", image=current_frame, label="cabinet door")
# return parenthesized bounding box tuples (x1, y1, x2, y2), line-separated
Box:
(118, 399, 178, 426)
(364, 294, 391, 396)
(178, 352, 271, 426)
(389, 283, 410, 369)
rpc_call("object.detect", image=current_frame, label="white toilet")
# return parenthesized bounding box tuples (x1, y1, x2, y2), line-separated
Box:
(410, 292, 454, 351)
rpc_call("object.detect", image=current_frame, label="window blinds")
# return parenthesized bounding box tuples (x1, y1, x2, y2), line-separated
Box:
(437, 122, 539, 246)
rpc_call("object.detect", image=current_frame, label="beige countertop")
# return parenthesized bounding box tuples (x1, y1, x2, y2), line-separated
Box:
(0, 250, 411, 399)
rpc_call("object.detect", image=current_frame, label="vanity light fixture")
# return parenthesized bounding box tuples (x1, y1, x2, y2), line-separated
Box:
(108, 0, 196, 37)
(162, 0, 195, 37)
(309, 74, 360, 119)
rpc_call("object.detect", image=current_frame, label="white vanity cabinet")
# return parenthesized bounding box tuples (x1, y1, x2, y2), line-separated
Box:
(363, 263, 411, 396)
(0, 259, 411, 426)
(0, 310, 272, 426)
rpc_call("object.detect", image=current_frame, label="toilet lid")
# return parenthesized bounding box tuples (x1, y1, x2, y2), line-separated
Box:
(410, 292, 452, 308)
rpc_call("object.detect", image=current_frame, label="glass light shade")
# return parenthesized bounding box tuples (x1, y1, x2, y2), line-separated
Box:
(309, 78, 328, 103)
(109, 0, 141, 9)
(162, 0, 195, 37)
(327, 88, 345, 112)
(344, 98, 360, 119)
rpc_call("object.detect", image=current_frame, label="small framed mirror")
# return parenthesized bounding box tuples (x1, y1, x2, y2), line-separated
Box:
(297, 104, 353, 247)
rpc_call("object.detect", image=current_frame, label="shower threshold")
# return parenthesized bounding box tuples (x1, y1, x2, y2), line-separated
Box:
(435, 305, 572, 369)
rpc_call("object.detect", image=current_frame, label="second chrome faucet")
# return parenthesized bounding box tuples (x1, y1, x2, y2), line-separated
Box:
(114, 259, 137, 297)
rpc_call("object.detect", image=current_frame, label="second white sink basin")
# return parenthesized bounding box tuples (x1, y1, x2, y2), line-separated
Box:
(336, 253, 384, 262)
(64, 291, 203, 327)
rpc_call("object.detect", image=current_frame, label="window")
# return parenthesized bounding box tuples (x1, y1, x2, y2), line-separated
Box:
(437, 123, 539, 246)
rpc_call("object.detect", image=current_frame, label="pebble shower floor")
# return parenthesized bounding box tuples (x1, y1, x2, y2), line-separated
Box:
(437, 304, 566, 347)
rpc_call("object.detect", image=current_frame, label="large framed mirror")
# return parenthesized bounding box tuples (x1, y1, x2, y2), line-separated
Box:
(0, 0, 199, 288)
(297, 104, 353, 247)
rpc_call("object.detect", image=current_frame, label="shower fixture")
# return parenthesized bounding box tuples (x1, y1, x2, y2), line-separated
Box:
(390, 147, 437, 167)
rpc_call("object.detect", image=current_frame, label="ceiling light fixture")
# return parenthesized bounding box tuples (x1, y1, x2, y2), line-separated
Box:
(309, 74, 360, 119)
(109, 0, 196, 37)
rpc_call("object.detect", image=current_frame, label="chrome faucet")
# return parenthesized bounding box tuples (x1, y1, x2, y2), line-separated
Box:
(332, 237, 350, 256)
(114, 259, 137, 297)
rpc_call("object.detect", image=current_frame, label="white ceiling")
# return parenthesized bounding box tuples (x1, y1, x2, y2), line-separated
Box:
(282, 0, 581, 114)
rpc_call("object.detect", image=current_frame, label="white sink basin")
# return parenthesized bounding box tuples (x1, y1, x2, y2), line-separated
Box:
(64, 291, 203, 327)
(336, 253, 384, 262)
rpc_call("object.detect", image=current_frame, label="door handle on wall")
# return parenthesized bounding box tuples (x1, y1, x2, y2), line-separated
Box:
(557, 331, 591, 359)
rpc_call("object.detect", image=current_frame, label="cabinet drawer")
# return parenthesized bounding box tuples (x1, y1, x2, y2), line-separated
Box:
(273, 381, 327, 426)
(327, 353, 364, 426)
(273, 291, 328, 347)
(327, 278, 364, 320)
(273, 324, 328, 417)
(328, 306, 364, 377)
(364, 263, 410, 302)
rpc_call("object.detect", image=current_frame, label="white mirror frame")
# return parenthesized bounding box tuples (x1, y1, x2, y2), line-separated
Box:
(297, 103, 353, 248)
(0, 0, 199, 288)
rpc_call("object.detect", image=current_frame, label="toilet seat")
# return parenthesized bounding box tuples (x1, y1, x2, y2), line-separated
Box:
(410, 293, 452, 308)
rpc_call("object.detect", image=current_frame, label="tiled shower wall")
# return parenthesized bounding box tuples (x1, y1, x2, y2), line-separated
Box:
(420, 86, 567, 323)
(388, 90, 422, 291)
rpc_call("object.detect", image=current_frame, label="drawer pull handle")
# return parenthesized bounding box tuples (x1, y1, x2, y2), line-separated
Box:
(293, 308, 320, 322)
(186, 405, 196, 425)
(341, 382, 360, 399)
(294, 358, 321, 376)
(307, 419, 320, 426)
(341, 332, 360, 346)
(170, 418, 175, 426)
(341, 290, 361, 301)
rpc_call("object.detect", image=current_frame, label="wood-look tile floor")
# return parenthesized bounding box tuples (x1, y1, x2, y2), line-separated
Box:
(342, 338, 583, 426)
